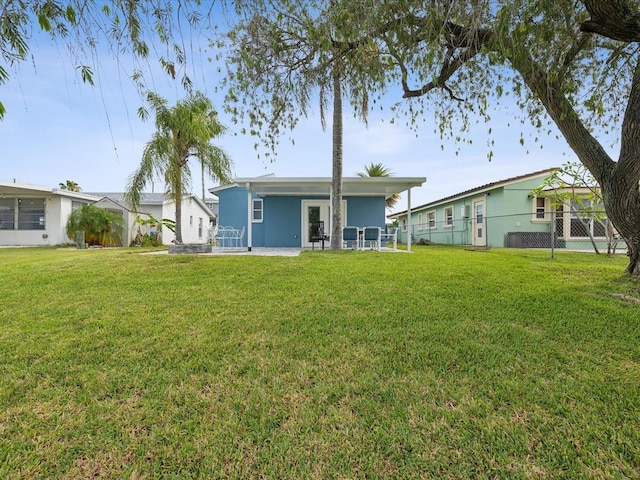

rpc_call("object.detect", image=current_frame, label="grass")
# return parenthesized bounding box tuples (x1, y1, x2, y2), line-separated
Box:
(0, 245, 638, 479)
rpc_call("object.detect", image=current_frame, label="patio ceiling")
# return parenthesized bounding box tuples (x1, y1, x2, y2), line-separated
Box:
(220, 176, 426, 199)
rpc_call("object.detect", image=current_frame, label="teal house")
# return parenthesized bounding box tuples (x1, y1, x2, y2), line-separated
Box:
(211, 175, 425, 249)
(389, 169, 565, 248)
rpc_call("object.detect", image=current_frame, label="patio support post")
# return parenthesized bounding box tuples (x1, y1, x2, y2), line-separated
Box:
(246, 183, 252, 251)
(407, 188, 412, 252)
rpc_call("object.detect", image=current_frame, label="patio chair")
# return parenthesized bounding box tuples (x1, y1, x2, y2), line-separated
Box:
(310, 221, 329, 250)
(342, 226, 359, 249)
(207, 225, 218, 245)
(233, 226, 245, 248)
(380, 227, 398, 250)
(363, 226, 381, 251)
(216, 226, 234, 248)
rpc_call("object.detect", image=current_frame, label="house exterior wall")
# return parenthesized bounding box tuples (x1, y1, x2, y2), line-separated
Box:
(345, 197, 386, 228)
(217, 185, 388, 248)
(0, 194, 93, 246)
(395, 172, 557, 247)
(499, 176, 551, 246)
(217, 187, 249, 232)
(166, 197, 210, 244)
(262, 196, 299, 247)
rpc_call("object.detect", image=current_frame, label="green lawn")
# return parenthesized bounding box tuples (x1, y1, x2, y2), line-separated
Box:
(1, 246, 638, 479)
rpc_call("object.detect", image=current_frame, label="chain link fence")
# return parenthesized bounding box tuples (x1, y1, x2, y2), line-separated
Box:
(403, 210, 625, 256)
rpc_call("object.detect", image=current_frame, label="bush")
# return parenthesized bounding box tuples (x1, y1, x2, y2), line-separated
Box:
(416, 238, 434, 246)
(130, 232, 162, 247)
(66, 204, 124, 247)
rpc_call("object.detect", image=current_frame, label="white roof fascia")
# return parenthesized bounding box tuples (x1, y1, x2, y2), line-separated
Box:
(212, 176, 426, 198)
(0, 180, 101, 201)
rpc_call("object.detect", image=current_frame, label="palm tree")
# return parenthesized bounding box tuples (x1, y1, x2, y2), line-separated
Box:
(357, 162, 400, 210)
(58, 180, 81, 192)
(66, 204, 123, 246)
(125, 91, 232, 244)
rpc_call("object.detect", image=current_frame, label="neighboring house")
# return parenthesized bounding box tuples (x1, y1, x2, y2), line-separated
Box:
(389, 168, 580, 248)
(204, 196, 219, 226)
(88, 192, 215, 246)
(0, 180, 215, 247)
(211, 175, 426, 249)
(0, 180, 100, 246)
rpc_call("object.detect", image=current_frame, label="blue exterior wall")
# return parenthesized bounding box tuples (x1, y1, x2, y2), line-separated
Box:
(217, 187, 248, 232)
(263, 196, 301, 247)
(217, 185, 388, 247)
(345, 197, 386, 228)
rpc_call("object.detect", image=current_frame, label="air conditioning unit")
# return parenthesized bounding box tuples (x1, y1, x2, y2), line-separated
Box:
(461, 205, 470, 218)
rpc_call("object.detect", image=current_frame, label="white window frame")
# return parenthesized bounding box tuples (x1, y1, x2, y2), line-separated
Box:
(417, 213, 423, 231)
(532, 196, 551, 222)
(198, 217, 204, 238)
(401, 218, 407, 232)
(252, 198, 263, 223)
(444, 206, 454, 228)
(427, 211, 436, 229)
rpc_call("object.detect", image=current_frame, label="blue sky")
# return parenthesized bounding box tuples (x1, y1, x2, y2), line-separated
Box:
(0, 28, 589, 209)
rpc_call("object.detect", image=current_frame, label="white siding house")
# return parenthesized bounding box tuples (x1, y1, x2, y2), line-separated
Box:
(0, 180, 100, 246)
(89, 192, 215, 245)
(0, 180, 215, 247)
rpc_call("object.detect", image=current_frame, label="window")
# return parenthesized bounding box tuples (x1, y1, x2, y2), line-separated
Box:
(252, 199, 263, 222)
(535, 197, 546, 219)
(427, 211, 436, 229)
(417, 213, 423, 231)
(18, 198, 45, 230)
(0, 198, 15, 230)
(198, 217, 203, 238)
(189, 215, 193, 227)
(570, 199, 606, 237)
(555, 205, 564, 237)
(532, 196, 550, 221)
(401, 218, 407, 232)
(444, 207, 453, 227)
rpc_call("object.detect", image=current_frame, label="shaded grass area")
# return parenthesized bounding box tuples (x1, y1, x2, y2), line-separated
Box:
(1, 246, 638, 478)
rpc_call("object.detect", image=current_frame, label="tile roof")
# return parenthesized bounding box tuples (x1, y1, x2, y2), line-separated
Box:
(389, 168, 557, 216)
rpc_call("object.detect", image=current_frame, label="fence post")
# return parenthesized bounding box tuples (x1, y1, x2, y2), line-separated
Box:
(485, 216, 489, 248)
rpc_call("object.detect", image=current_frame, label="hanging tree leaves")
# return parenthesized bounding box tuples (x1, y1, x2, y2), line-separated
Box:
(226, 0, 640, 275)
(0, 0, 216, 120)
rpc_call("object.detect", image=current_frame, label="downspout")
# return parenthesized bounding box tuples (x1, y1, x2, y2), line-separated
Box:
(246, 183, 252, 251)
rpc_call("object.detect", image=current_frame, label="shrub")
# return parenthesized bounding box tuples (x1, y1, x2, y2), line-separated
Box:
(66, 204, 124, 247)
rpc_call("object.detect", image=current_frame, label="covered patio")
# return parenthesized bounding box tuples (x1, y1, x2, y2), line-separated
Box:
(213, 176, 426, 251)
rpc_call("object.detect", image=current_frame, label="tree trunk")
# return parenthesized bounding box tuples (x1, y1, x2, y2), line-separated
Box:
(174, 195, 183, 244)
(600, 175, 640, 276)
(580, 0, 640, 42)
(509, 46, 640, 276)
(201, 162, 206, 203)
(330, 65, 343, 250)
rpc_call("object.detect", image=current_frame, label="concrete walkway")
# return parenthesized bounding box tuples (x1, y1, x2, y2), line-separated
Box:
(146, 246, 406, 256)
(145, 247, 302, 257)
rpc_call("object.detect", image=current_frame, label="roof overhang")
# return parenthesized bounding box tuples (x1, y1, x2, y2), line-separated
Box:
(211, 176, 426, 199)
(0, 181, 101, 201)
